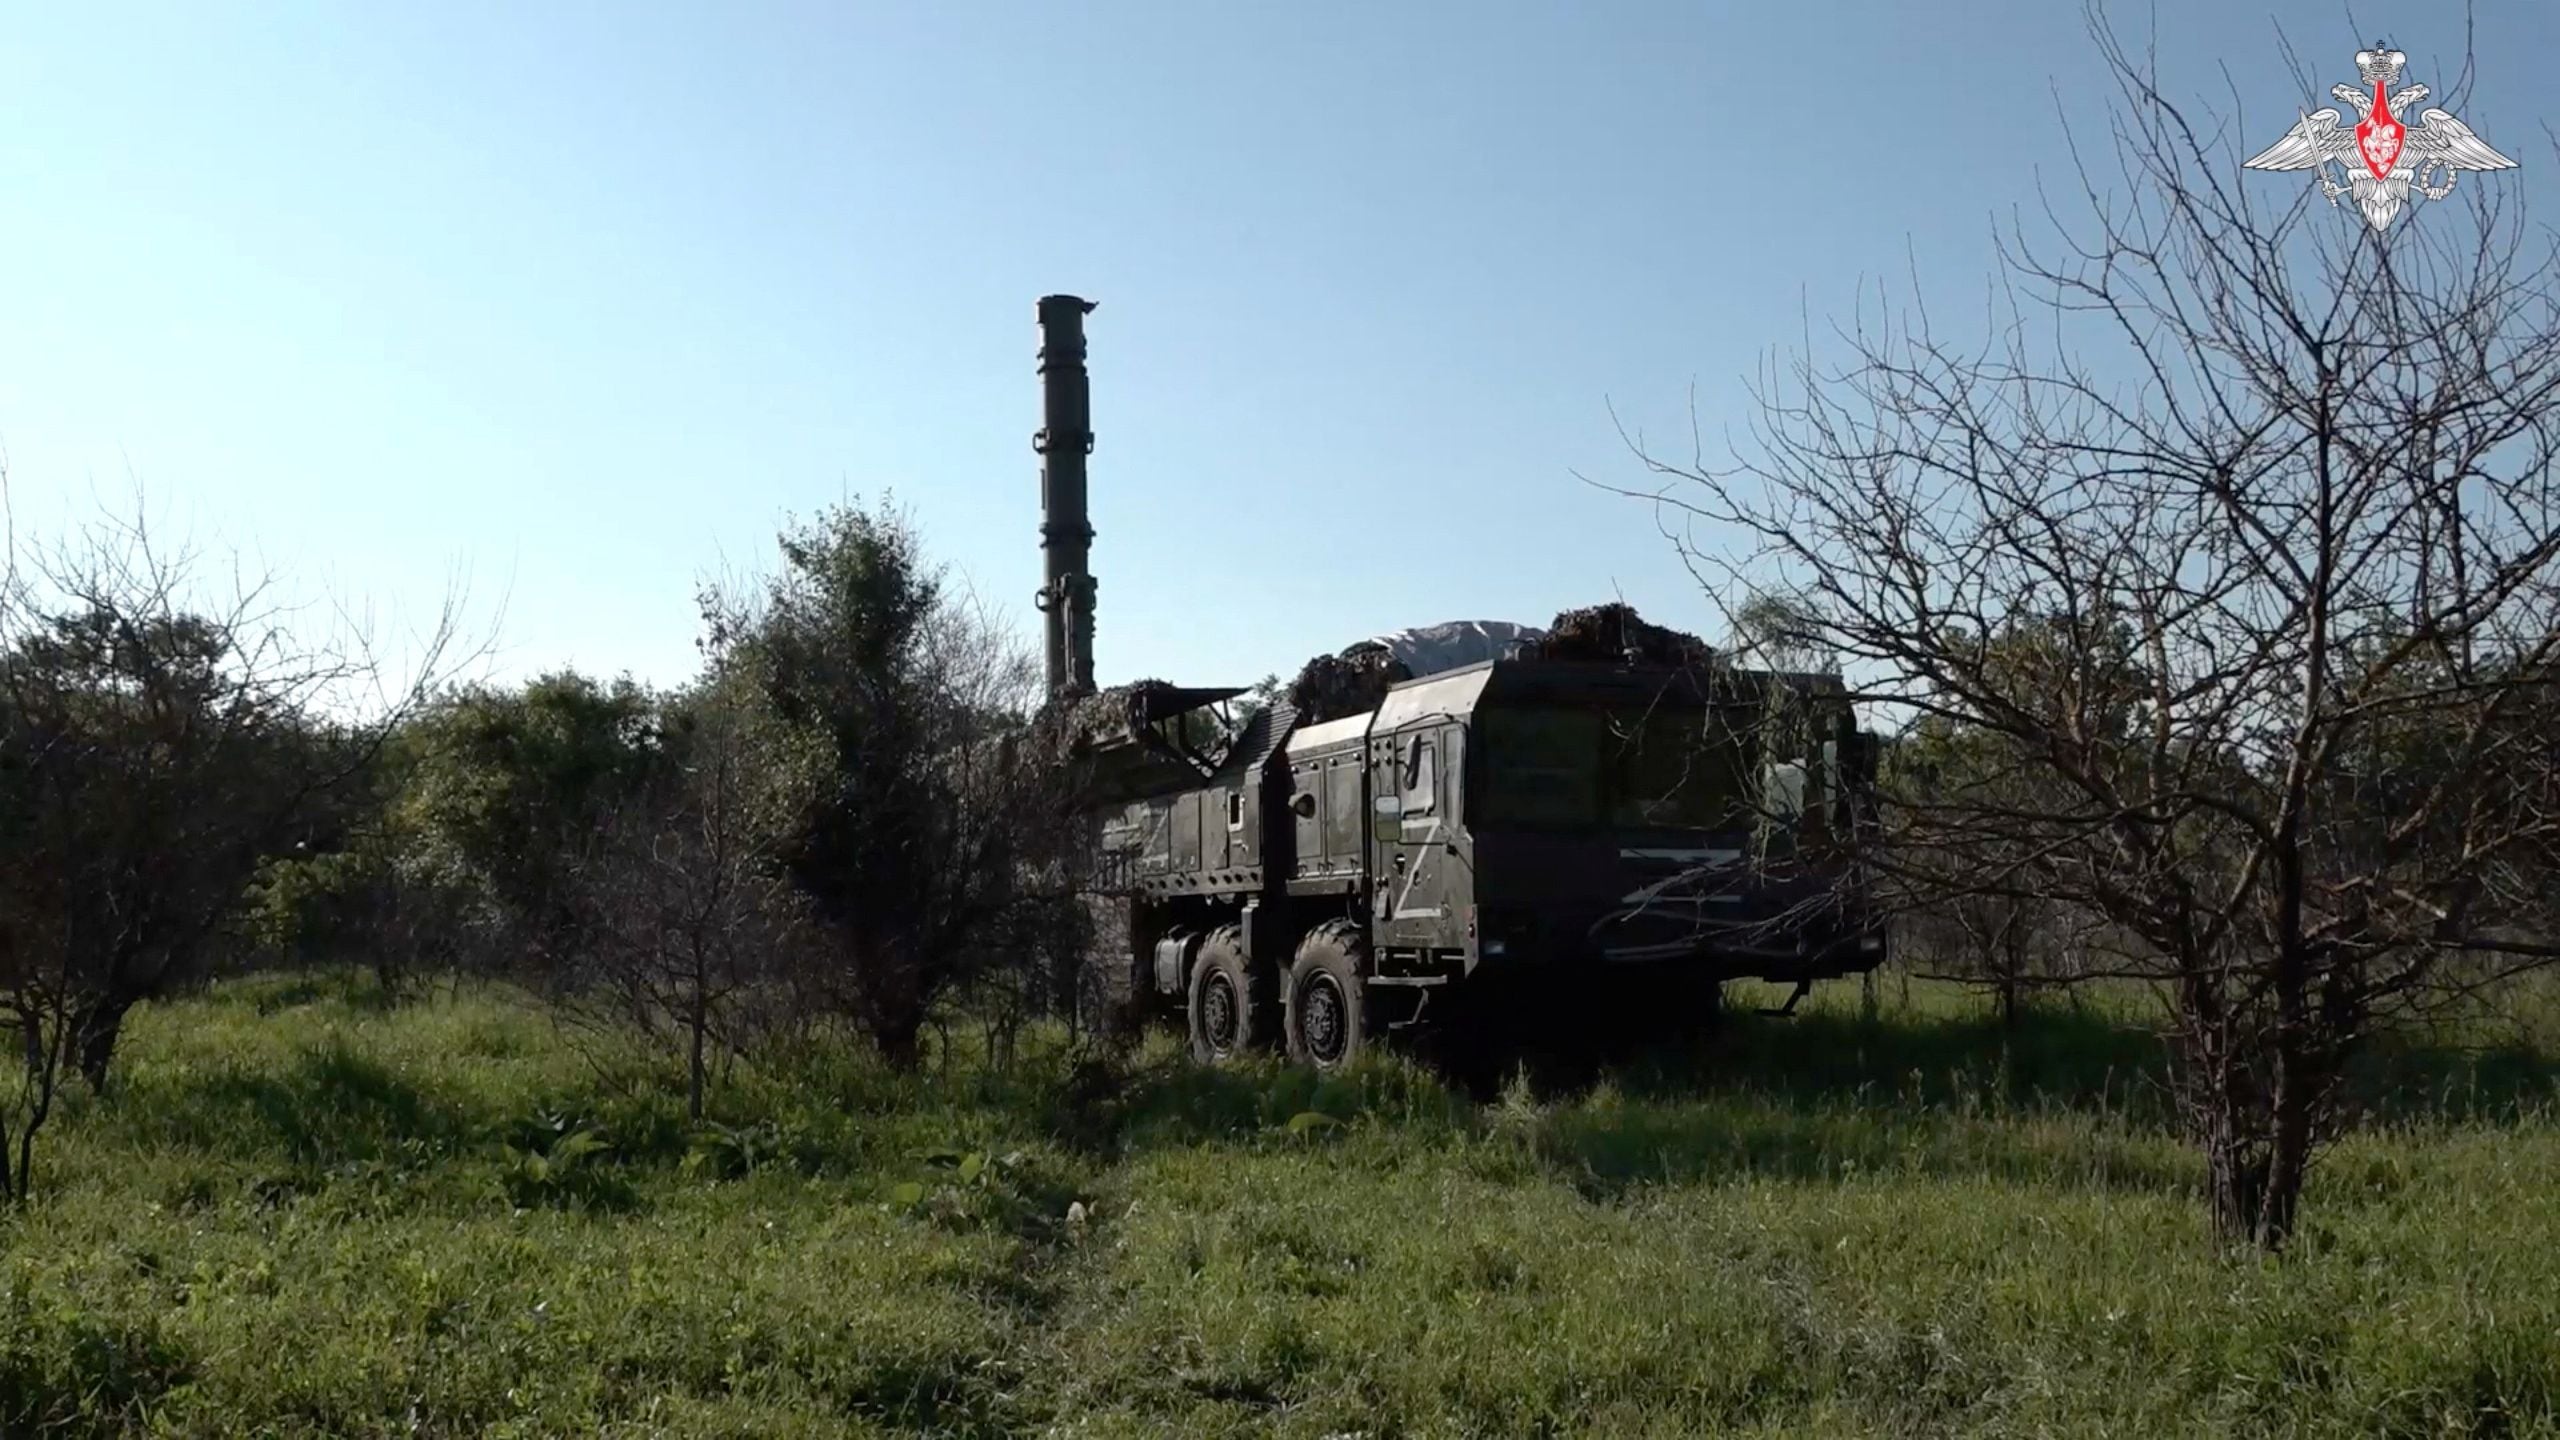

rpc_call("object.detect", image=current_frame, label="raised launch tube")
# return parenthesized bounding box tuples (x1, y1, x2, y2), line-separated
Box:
(1034, 295, 1098, 700)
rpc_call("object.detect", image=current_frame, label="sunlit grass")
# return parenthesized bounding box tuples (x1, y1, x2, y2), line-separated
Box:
(2, 966, 2554, 1435)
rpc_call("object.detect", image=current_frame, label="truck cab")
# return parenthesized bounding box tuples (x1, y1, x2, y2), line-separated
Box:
(1335, 656, 1884, 988)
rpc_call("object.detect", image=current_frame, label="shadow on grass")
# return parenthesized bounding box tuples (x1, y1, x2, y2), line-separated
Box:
(1515, 1091, 2197, 1199)
(230, 968, 405, 1018)
(1049, 989, 2560, 1200)
(1596, 997, 2560, 1128)
(1623, 1003, 2181, 1120)
(1076, 1038, 2200, 1198)
(115, 1038, 478, 1166)
(2343, 1035, 2560, 1126)
(116, 1040, 674, 1216)
(1094, 1050, 1474, 1153)
(0, 1306, 195, 1437)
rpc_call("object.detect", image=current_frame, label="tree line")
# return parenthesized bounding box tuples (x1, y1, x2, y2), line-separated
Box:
(0, 495, 1092, 1201)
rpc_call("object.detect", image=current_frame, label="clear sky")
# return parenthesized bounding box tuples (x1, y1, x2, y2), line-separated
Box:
(6, 1, 2555, 696)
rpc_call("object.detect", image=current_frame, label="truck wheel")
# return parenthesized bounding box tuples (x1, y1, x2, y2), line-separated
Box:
(1187, 926, 1273, 1064)
(1285, 922, 1369, 1072)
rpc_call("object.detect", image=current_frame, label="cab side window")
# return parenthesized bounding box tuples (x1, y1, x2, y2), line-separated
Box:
(1401, 736, 1437, 814)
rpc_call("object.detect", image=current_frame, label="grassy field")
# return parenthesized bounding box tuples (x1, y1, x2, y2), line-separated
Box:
(4, 969, 2557, 1438)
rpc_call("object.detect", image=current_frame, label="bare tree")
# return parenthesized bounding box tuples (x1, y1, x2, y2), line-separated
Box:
(1887, 698, 2121, 1029)
(550, 682, 810, 1120)
(1725, 587, 1835, 675)
(1607, 12, 2560, 1249)
(0, 480, 475, 1197)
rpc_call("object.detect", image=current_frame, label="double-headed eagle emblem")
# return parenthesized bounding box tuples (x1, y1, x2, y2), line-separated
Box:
(2244, 46, 2516, 231)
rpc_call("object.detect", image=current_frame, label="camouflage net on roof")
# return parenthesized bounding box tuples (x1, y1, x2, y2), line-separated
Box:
(1279, 604, 1713, 725)
(1538, 602, 1716, 668)
(1285, 644, 1413, 725)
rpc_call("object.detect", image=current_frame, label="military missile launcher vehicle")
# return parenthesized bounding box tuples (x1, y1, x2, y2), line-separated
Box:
(1028, 295, 1886, 1071)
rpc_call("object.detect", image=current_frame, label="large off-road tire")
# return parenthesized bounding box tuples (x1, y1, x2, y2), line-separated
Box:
(1284, 921, 1371, 1072)
(1187, 925, 1275, 1065)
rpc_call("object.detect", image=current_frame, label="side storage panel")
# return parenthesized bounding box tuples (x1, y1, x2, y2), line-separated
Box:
(1197, 790, 1226, 873)
(1172, 793, 1202, 874)
(1290, 758, 1324, 878)
(1291, 748, 1368, 882)
(1226, 784, 1256, 868)
(1322, 750, 1364, 875)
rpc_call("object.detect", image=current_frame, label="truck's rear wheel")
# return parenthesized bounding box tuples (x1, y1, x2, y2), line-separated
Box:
(1285, 922, 1369, 1072)
(1187, 926, 1272, 1064)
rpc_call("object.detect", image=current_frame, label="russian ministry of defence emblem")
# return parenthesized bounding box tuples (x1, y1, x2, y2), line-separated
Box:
(2244, 46, 2516, 231)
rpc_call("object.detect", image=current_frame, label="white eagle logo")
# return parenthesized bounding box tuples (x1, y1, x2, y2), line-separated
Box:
(2244, 46, 2517, 231)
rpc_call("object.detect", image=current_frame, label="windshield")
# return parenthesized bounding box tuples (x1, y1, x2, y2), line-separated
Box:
(1474, 704, 1748, 830)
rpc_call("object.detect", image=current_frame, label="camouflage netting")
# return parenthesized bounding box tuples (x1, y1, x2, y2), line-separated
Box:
(1277, 605, 1713, 725)
(1042, 678, 1184, 753)
(1031, 678, 1236, 809)
(1285, 643, 1413, 725)
(1538, 602, 1715, 668)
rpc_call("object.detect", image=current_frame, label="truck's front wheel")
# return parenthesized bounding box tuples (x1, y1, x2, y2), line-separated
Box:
(1285, 922, 1369, 1072)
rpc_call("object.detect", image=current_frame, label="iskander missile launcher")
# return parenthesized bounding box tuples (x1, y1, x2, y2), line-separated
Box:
(1030, 296, 1885, 1071)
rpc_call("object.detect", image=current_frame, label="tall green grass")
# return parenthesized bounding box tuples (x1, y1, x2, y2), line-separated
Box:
(3, 967, 2554, 1436)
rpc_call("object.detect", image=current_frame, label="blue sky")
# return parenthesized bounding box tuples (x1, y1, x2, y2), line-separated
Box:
(5, 0, 2554, 695)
